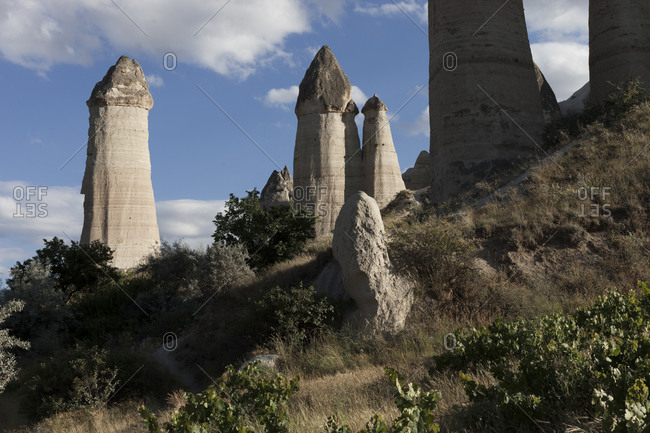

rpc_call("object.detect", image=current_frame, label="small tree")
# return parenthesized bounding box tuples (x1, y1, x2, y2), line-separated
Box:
(0, 300, 30, 394)
(212, 189, 316, 270)
(7, 237, 119, 301)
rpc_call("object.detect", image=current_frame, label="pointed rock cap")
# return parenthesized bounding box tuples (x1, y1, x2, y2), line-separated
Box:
(295, 46, 352, 116)
(87, 55, 154, 110)
(361, 94, 387, 114)
(344, 100, 359, 115)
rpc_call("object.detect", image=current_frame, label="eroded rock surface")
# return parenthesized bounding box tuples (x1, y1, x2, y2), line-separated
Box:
(333, 192, 413, 333)
(260, 166, 293, 208)
(81, 56, 160, 269)
(408, 150, 432, 190)
(590, 0, 650, 104)
(429, 0, 546, 202)
(534, 63, 561, 124)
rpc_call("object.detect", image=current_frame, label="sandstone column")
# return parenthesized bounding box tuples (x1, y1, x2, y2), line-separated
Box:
(361, 95, 406, 208)
(589, 0, 650, 104)
(429, 0, 546, 202)
(81, 55, 160, 269)
(293, 46, 356, 236)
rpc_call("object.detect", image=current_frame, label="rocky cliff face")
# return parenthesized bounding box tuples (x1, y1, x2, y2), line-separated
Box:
(429, 0, 546, 202)
(361, 95, 406, 209)
(294, 46, 359, 236)
(589, 0, 650, 104)
(81, 56, 160, 269)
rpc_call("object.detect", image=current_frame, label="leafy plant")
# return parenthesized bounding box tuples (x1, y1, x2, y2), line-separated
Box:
(325, 367, 441, 433)
(212, 189, 316, 270)
(7, 237, 119, 301)
(255, 283, 335, 345)
(433, 283, 650, 432)
(0, 300, 30, 393)
(140, 361, 299, 433)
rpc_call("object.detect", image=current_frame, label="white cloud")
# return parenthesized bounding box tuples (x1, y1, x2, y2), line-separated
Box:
(0, 180, 227, 272)
(531, 42, 590, 101)
(523, 0, 589, 43)
(262, 84, 368, 110)
(0, 0, 341, 78)
(402, 106, 429, 137)
(351, 85, 368, 106)
(146, 74, 164, 87)
(355, 1, 427, 24)
(156, 199, 226, 249)
(262, 85, 299, 108)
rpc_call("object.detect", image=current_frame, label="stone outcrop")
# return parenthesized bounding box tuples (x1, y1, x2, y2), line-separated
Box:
(559, 82, 590, 116)
(534, 63, 561, 123)
(361, 95, 406, 209)
(81, 55, 160, 269)
(332, 192, 413, 333)
(260, 166, 293, 208)
(408, 150, 432, 190)
(294, 46, 360, 236)
(589, 0, 650, 104)
(429, 0, 546, 202)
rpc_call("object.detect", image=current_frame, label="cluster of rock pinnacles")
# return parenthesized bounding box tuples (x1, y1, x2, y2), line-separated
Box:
(81, 0, 649, 332)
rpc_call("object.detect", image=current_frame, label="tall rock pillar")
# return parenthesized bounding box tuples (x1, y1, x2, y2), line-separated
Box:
(81, 55, 160, 269)
(429, 0, 545, 202)
(361, 95, 406, 209)
(589, 0, 650, 104)
(294, 46, 357, 236)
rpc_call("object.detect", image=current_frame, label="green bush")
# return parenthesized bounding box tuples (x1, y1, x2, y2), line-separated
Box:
(325, 368, 441, 433)
(255, 283, 335, 345)
(140, 361, 299, 433)
(388, 217, 476, 303)
(20, 342, 178, 419)
(0, 300, 30, 394)
(212, 189, 316, 270)
(433, 283, 650, 432)
(7, 237, 119, 301)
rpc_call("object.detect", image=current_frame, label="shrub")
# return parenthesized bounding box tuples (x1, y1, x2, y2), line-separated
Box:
(388, 217, 476, 304)
(255, 284, 335, 345)
(140, 361, 299, 433)
(1, 260, 72, 354)
(0, 300, 30, 394)
(212, 189, 316, 270)
(139, 240, 254, 303)
(7, 237, 119, 301)
(432, 283, 650, 432)
(325, 367, 441, 433)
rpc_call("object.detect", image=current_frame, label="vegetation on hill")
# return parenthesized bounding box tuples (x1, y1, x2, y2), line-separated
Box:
(1, 83, 649, 432)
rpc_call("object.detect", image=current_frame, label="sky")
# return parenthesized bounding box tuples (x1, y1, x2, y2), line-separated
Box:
(0, 0, 590, 278)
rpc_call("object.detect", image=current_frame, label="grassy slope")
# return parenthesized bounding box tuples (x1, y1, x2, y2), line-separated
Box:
(5, 103, 650, 433)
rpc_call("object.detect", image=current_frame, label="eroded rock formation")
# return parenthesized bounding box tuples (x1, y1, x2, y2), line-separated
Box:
(332, 191, 413, 333)
(81, 55, 160, 269)
(429, 0, 546, 202)
(294, 46, 359, 236)
(408, 150, 432, 190)
(534, 63, 561, 124)
(361, 95, 406, 209)
(590, 0, 650, 104)
(260, 166, 293, 208)
(560, 82, 590, 116)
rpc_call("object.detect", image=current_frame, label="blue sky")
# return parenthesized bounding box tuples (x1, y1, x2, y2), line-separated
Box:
(0, 0, 589, 277)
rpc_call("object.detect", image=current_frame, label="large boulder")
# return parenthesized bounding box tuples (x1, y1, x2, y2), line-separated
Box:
(332, 192, 413, 333)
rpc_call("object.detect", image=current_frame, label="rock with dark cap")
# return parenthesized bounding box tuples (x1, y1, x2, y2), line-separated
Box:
(81, 56, 160, 269)
(295, 46, 352, 116)
(293, 46, 359, 236)
(87, 55, 153, 110)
